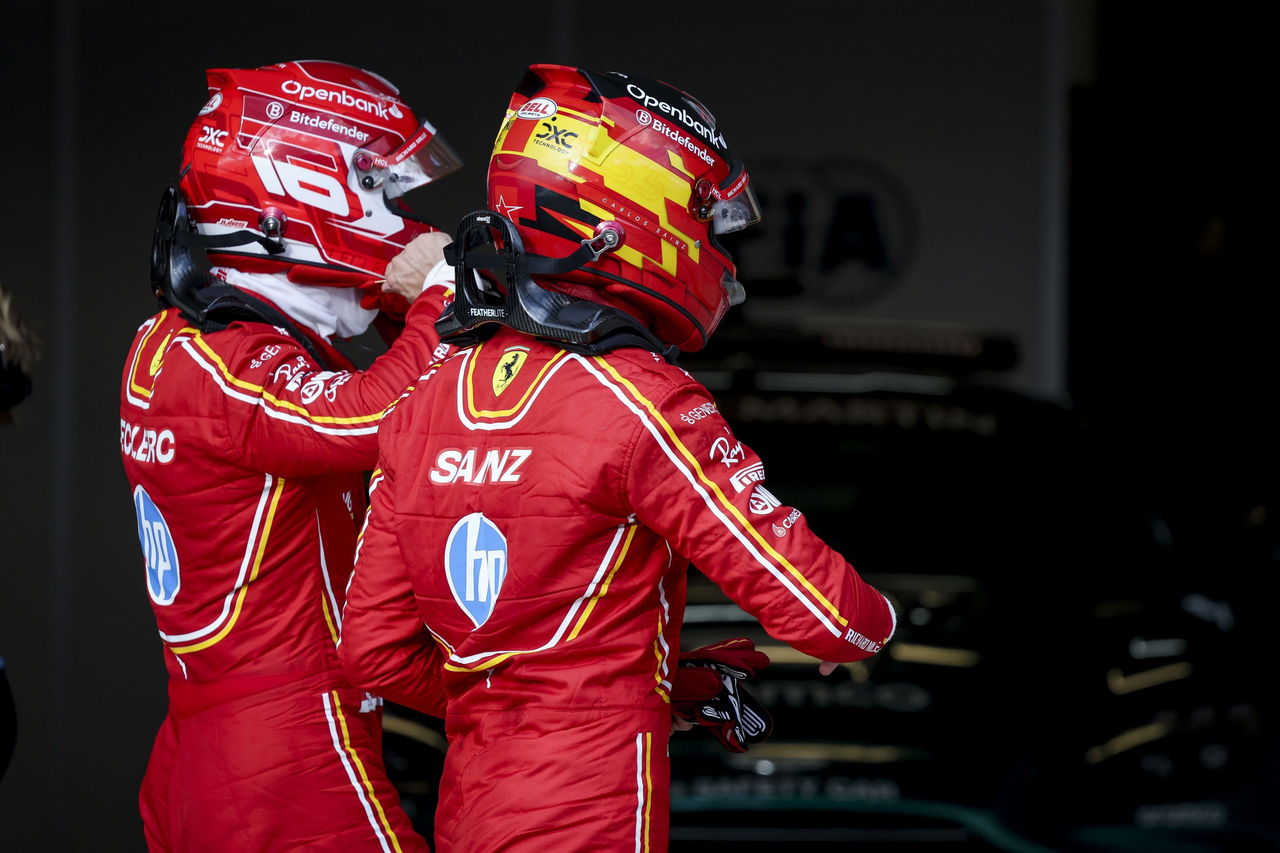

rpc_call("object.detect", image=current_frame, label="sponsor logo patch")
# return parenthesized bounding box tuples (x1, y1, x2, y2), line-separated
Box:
(710, 431, 745, 468)
(198, 90, 222, 116)
(748, 485, 781, 515)
(532, 117, 578, 154)
(771, 508, 803, 537)
(624, 82, 726, 150)
(843, 627, 883, 653)
(445, 513, 508, 628)
(517, 97, 558, 120)
(196, 125, 228, 153)
(679, 401, 718, 425)
(134, 486, 181, 605)
(492, 348, 528, 396)
(729, 462, 766, 493)
(280, 79, 403, 120)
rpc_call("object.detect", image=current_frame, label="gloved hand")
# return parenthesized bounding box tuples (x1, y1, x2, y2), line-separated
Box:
(671, 638, 773, 753)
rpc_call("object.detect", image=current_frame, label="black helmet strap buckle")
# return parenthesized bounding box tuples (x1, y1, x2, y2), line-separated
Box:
(149, 186, 333, 370)
(434, 210, 676, 362)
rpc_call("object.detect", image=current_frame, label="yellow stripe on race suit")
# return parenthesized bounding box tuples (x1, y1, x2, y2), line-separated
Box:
(633, 732, 653, 853)
(169, 476, 286, 655)
(329, 690, 405, 853)
(190, 336, 387, 425)
(354, 470, 384, 564)
(592, 356, 849, 628)
(127, 316, 165, 399)
(651, 614, 671, 704)
(644, 732, 654, 853)
(128, 313, 197, 401)
(320, 591, 340, 647)
(566, 523, 636, 641)
(442, 521, 635, 673)
(463, 342, 569, 419)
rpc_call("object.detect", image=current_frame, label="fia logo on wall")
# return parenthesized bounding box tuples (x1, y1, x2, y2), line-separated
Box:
(445, 513, 508, 628)
(725, 157, 916, 309)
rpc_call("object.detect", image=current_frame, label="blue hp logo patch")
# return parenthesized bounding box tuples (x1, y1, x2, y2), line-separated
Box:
(445, 513, 508, 628)
(134, 485, 180, 605)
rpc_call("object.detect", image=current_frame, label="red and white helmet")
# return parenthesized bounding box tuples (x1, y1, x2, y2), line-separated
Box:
(487, 64, 761, 351)
(180, 60, 461, 287)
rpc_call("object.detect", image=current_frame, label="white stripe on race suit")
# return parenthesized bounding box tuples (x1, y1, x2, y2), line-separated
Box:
(179, 339, 381, 436)
(633, 733, 647, 853)
(574, 355, 844, 640)
(157, 474, 274, 643)
(322, 692, 393, 853)
(446, 521, 631, 666)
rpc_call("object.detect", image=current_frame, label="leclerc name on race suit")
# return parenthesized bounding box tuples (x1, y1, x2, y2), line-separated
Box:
(624, 82, 726, 151)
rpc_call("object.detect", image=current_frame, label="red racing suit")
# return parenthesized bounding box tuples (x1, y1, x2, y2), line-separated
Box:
(120, 289, 451, 852)
(339, 326, 897, 853)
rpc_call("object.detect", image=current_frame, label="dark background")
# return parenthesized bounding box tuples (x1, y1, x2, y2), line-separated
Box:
(1, 1, 1272, 850)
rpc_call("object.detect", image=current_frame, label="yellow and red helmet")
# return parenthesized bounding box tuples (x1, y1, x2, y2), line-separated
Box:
(487, 65, 761, 351)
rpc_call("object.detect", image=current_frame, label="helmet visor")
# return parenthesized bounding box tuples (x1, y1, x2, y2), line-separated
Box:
(710, 167, 762, 235)
(354, 121, 463, 199)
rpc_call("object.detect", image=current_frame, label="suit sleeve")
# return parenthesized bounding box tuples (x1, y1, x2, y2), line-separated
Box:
(176, 289, 452, 477)
(624, 379, 896, 663)
(339, 459, 448, 718)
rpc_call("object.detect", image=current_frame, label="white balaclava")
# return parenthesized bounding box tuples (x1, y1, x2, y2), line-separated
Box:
(210, 266, 377, 340)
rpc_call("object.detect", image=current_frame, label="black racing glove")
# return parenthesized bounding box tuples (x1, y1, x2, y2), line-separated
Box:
(672, 638, 773, 753)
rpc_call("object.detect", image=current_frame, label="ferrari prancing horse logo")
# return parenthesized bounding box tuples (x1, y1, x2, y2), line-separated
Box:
(492, 347, 529, 396)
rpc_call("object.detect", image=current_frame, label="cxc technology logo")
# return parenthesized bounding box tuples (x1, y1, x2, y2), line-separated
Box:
(134, 486, 180, 606)
(445, 513, 508, 629)
(196, 125, 228, 153)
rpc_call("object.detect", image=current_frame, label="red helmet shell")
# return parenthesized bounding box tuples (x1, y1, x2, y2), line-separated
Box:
(487, 65, 757, 351)
(181, 60, 458, 283)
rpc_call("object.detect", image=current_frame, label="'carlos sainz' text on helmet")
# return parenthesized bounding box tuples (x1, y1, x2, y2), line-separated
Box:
(488, 64, 761, 351)
(181, 60, 461, 286)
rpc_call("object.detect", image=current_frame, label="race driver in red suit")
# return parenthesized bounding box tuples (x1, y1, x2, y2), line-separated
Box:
(120, 60, 462, 852)
(338, 64, 898, 853)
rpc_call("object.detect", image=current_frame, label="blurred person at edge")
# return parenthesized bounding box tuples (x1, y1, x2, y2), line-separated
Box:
(120, 60, 462, 852)
(338, 64, 898, 853)
(2, 282, 39, 781)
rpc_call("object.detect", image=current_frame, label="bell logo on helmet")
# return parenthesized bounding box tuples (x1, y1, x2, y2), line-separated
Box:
(445, 513, 509, 629)
(198, 90, 223, 116)
(517, 97, 558, 120)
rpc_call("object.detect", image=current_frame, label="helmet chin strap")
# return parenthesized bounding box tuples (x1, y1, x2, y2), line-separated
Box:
(149, 186, 335, 370)
(435, 211, 679, 362)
